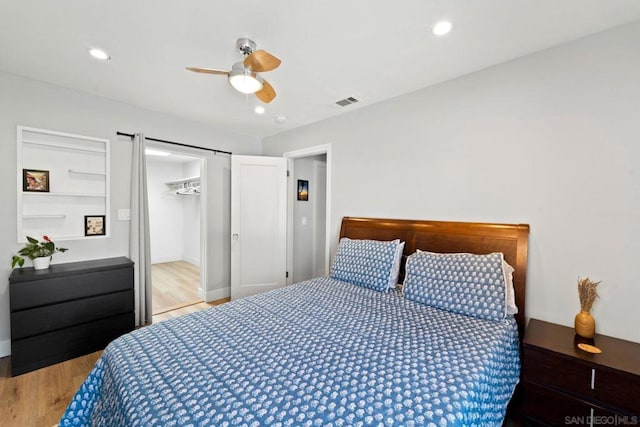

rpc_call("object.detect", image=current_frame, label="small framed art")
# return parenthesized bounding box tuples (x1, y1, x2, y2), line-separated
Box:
(85, 215, 106, 236)
(23, 169, 50, 192)
(297, 180, 309, 201)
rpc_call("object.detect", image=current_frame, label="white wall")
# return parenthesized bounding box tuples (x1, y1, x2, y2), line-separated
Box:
(0, 71, 260, 356)
(147, 160, 186, 263)
(182, 160, 201, 266)
(263, 21, 640, 343)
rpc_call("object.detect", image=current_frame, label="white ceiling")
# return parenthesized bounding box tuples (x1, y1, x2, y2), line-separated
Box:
(2, 1, 640, 138)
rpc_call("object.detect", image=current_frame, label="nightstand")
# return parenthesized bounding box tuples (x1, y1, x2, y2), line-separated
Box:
(521, 319, 640, 425)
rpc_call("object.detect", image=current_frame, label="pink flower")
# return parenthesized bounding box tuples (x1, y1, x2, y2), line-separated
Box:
(43, 235, 51, 242)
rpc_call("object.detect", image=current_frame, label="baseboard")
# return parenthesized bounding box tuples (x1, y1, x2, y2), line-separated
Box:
(151, 255, 182, 264)
(200, 286, 230, 302)
(0, 338, 11, 357)
(182, 255, 201, 267)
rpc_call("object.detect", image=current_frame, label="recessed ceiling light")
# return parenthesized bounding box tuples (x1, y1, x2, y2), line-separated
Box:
(145, 148, 170, 157)
(88, 48, 110, 61)
(432, 21, 452, 36)
(254, 106, 265, 115)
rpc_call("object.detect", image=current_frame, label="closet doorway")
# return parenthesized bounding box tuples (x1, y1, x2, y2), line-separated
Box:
(146, 146, 203, 315)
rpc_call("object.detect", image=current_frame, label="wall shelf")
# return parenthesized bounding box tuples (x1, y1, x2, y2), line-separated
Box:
(17, 125, 110, 242)
(22, 192, 107, 197)
(68, 169, 106, 176)
(22, 138, 106, 153)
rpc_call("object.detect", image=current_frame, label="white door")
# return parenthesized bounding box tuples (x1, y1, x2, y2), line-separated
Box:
(231, 155, 288, 299)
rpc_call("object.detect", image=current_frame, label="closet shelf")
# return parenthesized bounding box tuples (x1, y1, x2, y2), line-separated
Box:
(23, 214, 67, 219)
(165, 176, 200, 185)
(22, 138, 106, 153)
(166, 175, 200, 196)
(68, 169, 106, 176)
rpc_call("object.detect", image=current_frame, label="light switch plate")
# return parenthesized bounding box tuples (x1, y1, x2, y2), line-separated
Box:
(118, 209, 131, 221)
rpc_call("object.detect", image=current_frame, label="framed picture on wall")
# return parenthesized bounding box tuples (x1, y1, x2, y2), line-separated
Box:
(297, 180, 309, 201)
(23, 169, 50, 192)
(85, 215, 106, 236)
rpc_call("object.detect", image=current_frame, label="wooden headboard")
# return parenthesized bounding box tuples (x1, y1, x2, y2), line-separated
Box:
(339, 217, 530, 337)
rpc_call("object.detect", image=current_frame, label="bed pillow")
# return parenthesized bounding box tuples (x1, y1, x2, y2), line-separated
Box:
(503, 260, 518, 315)
(389, 241, 405, 290)
(330, 238, 403, 292)
(403, 250, 509, 321)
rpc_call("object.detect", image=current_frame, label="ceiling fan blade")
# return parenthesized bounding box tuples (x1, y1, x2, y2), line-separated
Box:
(244, 50, 281, 72)
(186, 67, 229, 75)
(255, 79, 276, 103)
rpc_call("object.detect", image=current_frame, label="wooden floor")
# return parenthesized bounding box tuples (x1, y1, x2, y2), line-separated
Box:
(0, 299, 227, 427)
(152, 299, 228, 323)
(152, 260, 201, 315)
(0, 350, 102, 427)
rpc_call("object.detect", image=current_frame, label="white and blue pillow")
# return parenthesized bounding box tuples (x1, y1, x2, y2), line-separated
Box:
(403, 250, 509, 321)
(330, 238, 404, 292)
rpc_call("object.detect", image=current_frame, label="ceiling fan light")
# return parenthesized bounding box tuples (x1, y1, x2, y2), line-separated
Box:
(432, 21, 453, 36)
(229, 67, 264, 94)
(88, 47, 110, 61)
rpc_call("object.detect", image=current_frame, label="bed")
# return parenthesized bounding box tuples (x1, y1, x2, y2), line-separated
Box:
(61, 217, 529, 426)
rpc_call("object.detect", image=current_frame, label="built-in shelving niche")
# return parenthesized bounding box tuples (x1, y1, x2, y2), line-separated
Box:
(17, 125, 110, 242)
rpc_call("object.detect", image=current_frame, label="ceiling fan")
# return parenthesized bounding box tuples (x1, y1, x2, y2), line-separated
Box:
(186, 38, 281, 103)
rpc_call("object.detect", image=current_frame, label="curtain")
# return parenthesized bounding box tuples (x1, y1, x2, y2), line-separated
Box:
(130, 133, 152, 326)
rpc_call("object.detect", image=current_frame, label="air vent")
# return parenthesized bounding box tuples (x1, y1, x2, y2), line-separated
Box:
(335, 97, 360, 107)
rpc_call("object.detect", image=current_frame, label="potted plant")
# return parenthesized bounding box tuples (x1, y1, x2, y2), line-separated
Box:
(11, 235, 68, 270)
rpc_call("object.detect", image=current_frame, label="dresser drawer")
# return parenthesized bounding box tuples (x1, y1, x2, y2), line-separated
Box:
(11, 312, 134, 376)
(11, 290, 133, 339)
(522, 381, 617, 426)
(10, 267, 133, 310)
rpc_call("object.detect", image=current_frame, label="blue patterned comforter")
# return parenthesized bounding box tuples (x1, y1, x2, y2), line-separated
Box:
(61, 277, 520, 426)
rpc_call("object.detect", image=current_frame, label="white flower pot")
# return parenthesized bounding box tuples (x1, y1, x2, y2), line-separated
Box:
(33, 256, 51, 270)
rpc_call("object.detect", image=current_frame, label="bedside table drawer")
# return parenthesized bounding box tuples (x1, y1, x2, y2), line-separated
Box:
(524, 347, 640, 416)
(596, 368, 640, 415)
(523, 347, 594, 397)
(522, 381, 617, 426)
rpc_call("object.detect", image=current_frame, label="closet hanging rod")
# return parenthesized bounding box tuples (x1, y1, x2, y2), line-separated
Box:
(117, 132, 232, 155)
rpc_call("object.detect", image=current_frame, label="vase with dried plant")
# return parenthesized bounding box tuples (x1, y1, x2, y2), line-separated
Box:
(574, 277, 600, 338)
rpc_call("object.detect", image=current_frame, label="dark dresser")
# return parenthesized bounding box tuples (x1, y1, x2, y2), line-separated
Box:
(9, 257, 134, 376)
(522, 318, 640, 425)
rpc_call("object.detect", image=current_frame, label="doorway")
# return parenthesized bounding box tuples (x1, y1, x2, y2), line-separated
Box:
(284, 144, 332, 284)
(145, 146, 203, 314)
(291, 155, 327, 283)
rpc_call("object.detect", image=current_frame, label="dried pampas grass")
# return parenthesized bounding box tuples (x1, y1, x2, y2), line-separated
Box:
(578, 277, 600, 312)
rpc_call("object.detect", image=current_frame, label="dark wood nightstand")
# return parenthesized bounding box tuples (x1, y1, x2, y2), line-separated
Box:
(522, 319, 640, 425)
